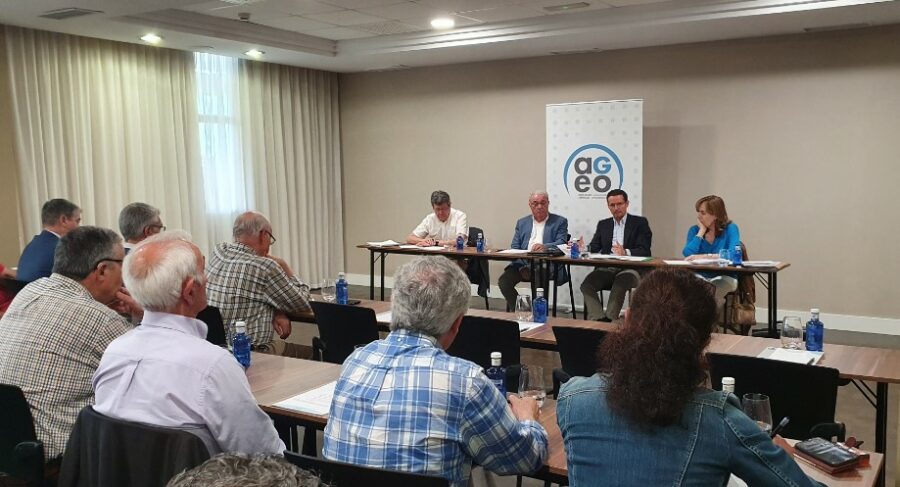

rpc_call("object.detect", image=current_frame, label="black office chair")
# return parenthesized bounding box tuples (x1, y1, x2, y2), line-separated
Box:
(446, 315, 521, 392)
(197, 305, 226, 346)
(309, 301, 379, 364)
(57, 406, 210, 487)
(284, 452, 449, 487)
(551, 326, 608, 397)
(707, 353, 841, 440)
(466, 226, 490, 309)
(0, 384, 44, 487)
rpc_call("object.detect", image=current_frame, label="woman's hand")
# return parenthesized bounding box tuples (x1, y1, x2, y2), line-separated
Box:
(695, 217, 708, 237)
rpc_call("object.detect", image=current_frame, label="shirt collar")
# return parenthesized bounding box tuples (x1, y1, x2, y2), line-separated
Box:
(614, 213, 628, 226)
(390, 328, 439, 347)
(139, 310, 208, 339)
(46, 229, 62, 238)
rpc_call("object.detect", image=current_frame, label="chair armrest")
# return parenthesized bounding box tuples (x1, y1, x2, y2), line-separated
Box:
(311, 337, 326, 362)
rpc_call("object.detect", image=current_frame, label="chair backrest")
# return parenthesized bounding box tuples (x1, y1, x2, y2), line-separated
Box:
(197, 305, 226, 346)
(58, 407, 210, 487)
(707, 353, 839, 440)
(467, 226, 483, 247)
(310, 301, 380, 364)
(0, 383, 43, 483)
(446, 316, 520, 370)
(284, 452, 449, 487)
(735, 242, 755, 304)
(552, 326, 608, 378)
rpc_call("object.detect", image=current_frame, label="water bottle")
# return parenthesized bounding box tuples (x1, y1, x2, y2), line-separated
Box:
(485, 351, 506, 396)
(476, 232, 484, 253)
(456, 235, 465, 251)
(570, 240, 580, 259)
(805, 308, 824, 352)
(722, 377, 735, 395)
(232, 321, 251, 369)
(733, 245, 743, 266)
(336, 272, 348, 305)
(533, 288, 548, 323)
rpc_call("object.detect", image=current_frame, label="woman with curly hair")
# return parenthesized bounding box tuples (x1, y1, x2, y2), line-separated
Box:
(556, 268, 820, 486)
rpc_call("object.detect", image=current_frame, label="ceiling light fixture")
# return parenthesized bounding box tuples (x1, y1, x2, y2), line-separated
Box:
(244, 49, 265, 59)
(140, 33, 163, 44)
(430, 17, 455, 30)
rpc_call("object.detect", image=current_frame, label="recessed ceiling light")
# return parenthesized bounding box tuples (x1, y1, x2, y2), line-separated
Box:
(430, 17, 455, 30)
(140, 33, 163, 44)
(244, 49, 265, 59)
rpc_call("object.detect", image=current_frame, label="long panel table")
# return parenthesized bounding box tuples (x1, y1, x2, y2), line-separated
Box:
(248, 353, 883, 487)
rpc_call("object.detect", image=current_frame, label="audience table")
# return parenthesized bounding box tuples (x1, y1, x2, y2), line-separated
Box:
(247, 353, 883, 487)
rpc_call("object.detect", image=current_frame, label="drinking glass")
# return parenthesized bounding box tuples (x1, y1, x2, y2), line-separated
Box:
(718, 248, 732, 267)
(515, 295, 532, 322)
(742, 393, 773, 434)
(321, 279, 336, 303)
(781, 315, 804, 349)
(519, 364, 546, 409)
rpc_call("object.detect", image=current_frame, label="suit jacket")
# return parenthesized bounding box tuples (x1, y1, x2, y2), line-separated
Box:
(506, 213, 569, 284)
(588, 214, 652, 256)
(16, 230, 59, 283)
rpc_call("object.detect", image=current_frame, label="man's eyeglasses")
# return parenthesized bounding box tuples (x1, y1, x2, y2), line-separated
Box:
(264, 230, 277, 245)
(148, 224, 167, 232)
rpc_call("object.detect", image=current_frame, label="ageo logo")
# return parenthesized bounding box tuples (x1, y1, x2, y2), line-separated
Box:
(562, 144, 624, 198)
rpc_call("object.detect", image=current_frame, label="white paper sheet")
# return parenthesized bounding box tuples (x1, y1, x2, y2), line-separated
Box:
(688, 258, 722, 265)
(757, 347, 824, 365)
(398, 244, 420, 249)
(517, 321, 543, 333)
(376, 311, 392, 323)
(585, 254, 649, 262)
(497, 249, 530, 255)
(366, 240, 400, 247)
(273, 381, 337, 416)
(741, 260, 781, 268)
(663, 260, 693, 266)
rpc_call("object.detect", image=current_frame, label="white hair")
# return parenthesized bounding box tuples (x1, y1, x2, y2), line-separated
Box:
(529, 190, 549, 200)
(123, 230, 203, 312)
(390, 256, 471, 338)
(233, 211, 270, 240)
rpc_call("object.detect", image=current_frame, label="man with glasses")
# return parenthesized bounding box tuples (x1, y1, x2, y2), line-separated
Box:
(0, 226, 137, 461)
(497, 191, 569, 311)
(118, 202, 165, 254)
(206, 211, 310, 353)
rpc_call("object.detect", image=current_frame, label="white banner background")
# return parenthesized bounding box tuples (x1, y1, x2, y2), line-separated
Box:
(546, 99, 643, 310)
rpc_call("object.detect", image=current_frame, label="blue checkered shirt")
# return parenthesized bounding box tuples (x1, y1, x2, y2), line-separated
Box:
(323, 329, 548, 487)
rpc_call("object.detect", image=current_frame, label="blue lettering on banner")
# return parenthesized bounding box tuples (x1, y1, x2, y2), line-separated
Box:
(562, 144, 624, 197)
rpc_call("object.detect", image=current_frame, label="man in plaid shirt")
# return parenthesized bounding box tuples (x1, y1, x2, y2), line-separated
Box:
(206, 211, 310, 351)
(0, 226, 137, 460)
(324, 256, 547, 487)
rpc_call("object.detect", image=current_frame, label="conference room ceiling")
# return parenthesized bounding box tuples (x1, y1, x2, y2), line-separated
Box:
(2, 0, 900, 72)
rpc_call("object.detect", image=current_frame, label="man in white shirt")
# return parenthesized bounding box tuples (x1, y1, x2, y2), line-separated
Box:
(93, 231, 285, 456)
(406, 190, 468, 247)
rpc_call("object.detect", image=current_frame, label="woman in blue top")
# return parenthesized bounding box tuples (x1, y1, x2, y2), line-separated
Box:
(683, 194, 740, 304)
(557, 268, 822, 487)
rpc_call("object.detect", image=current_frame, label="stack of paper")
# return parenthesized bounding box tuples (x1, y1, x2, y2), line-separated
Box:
(663, 260, 693, 266)
(366, 240, 400, 247)
(273, 381, 337, 416)
(757, 347, 824, 365)
(517, 321, 543, 333)
(742, 260, 781, 268)
(497, 249, 530, 255)
(587, 254, 651, 262)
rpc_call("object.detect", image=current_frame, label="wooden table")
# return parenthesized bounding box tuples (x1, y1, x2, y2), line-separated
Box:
(247, 354, 882, 487)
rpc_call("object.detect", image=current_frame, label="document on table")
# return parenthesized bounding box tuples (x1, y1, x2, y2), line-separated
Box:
(586, 254, 651, 262)
(517, 321, 543, 333)
(366, 240, 400, 247)
(663, 260, 693, 266)
(741, 260, 782, 268)
(376, 311, 392, 322)
(758, 347, 824, 365)
(398, 244, 444, 251)
(273, 381, 337, 416)
(497, 249, 530, 255)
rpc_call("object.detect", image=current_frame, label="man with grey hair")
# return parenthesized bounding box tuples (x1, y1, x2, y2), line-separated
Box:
(324, 255, 547, 487)
(206, 211, 310, 352)
(17, 198, 82, 282)
(0, 226, 134, 460)
(167, 454, 325, 487)
(118, 202, 164, 253)
(93, 231, 285, 456)
(406, 190, 468, 247)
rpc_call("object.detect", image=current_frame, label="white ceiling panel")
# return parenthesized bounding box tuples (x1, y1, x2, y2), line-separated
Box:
(256, 15, 338, 31)
(309, 26, 375, 38)
(459, 5, 550, 23)
(357, 2, 452, 19)
(303, 9, 389, 25)
(319, 0, 407, 8)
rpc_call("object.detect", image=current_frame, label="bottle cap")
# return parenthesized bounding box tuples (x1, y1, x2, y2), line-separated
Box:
(235, 321, 247, 333)
(478, 233, 483, 237)
(338, 271, 345, 277)
(810, 308, 820, 314)
(722, 377, 735, 386)
(490, 352, 501, 360)
(536, 287, 544, 293)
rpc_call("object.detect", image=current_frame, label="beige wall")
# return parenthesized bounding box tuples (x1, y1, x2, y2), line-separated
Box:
(340, 25, 900, 320)
(0, 34, 23, 266)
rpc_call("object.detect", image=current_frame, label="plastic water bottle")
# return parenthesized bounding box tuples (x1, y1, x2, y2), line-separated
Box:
(476, 232, 484, 253)
(336, 272, 348, 305)
(232, 321, 251, 369)
(533, 288, 548, 323)
(805, 308, 824, 352)
(733, 245, 743, 266)
(722, 377, 735, 395)
(570, 240, 580, 259)
(485, 352, 506, 396)
(456, 235, 465, 251)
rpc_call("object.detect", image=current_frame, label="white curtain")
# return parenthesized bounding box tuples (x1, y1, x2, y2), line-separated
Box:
(3, 26, 212, 252)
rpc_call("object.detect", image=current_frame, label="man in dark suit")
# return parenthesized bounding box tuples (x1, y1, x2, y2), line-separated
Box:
(581, 189, 652, 321)
(498, 191, 569, 311)
(17, 198, 82, 283)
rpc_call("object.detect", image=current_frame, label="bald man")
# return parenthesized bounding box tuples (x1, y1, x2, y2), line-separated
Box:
(205, 211, 311, 352)
(93, 232, 284, 456)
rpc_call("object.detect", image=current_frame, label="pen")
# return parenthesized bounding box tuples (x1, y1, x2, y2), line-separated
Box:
(770, 416, 790, 438)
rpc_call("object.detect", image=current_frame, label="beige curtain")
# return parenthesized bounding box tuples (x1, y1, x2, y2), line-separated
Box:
(3, 26, 212, 252)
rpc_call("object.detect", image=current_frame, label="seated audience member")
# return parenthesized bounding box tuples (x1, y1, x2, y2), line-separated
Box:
(167, 454, 325, 487)
(206, 211, 310, 352)
(406, 190, 468, 247)
(0, 226, 134, 460)
(580, 189, 652, 322)
(0, 263, 16, 315)
(324, 256, 547, 487)
(118, 202, 165, 253)
(498, 190, 568, 311)
(557, 268, 820, 487)
(93, 231, 285, 456)
(682, 194, 741, 303)
(17, 198, 82, 282)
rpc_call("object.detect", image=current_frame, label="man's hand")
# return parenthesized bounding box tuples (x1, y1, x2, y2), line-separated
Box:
(109, 288, 144, 322)
(507, 394, 540, 422)
(611, 242, 626, 256)
(268, 255, 294, 277)
(416, 238, 436, 247)
(530, 243, 545, 252)
(272, 312, 292, 339)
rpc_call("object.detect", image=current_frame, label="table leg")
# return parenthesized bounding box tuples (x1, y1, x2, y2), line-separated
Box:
(768, 271, 778, 338)
(380, 251, 386, 301)
(876, 382, 888, 487)
(369, 250, 375, 300)
(551, 262, 558, 317)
